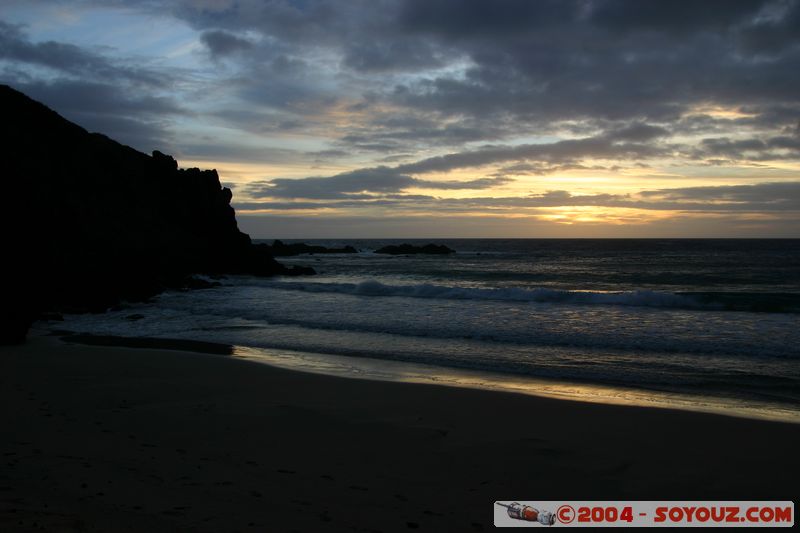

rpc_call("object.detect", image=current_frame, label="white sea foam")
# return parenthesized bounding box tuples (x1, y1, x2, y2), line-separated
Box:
(237, 279, 711, 309)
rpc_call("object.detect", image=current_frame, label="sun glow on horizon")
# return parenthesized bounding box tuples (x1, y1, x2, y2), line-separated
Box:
(2, 0, 797, 237)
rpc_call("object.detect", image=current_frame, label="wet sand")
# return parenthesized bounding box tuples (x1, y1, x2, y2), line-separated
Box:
(1, 333, 798, 532)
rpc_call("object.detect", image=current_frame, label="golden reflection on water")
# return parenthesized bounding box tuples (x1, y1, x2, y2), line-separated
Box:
(232, 345, 800, 424)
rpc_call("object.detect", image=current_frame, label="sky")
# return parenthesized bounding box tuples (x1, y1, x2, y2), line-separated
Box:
(2, 0, 799, 238)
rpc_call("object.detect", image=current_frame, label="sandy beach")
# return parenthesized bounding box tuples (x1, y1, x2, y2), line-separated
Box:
(2, 334, 798, 532)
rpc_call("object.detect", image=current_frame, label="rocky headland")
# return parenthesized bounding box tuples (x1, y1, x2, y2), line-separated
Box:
(0, 84, 312, 343)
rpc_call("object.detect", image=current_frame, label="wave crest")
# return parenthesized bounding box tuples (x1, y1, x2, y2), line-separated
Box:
(242, 279, 709, 309)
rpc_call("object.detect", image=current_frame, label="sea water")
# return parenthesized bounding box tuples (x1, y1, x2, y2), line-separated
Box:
(60, 239, 800, 422)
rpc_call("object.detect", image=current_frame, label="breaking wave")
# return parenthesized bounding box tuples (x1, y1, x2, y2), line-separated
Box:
(232, 279, 800, 312)
(239, 279, 711, 309)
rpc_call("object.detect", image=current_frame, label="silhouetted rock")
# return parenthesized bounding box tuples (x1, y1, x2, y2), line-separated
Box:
(0, 310, 34, 345)
(374, 243, 455, 255)
(0, 84, 314, 343)
(267, 240, 358, 256)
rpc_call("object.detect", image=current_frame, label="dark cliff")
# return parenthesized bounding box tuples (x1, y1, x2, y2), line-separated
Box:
(0, 84, 310, 343)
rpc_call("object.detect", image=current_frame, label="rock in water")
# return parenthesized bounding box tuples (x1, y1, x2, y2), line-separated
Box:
(374, 243, 455, 255)
(267, 240, 358, 256)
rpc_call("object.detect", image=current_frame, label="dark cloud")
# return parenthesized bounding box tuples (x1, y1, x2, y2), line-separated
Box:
(388, 0, 800, 131)
(640, 181, 800, 204)
(36, 0, 799, 164)
(695, 135, 800, 161)
(341, 38, 449, 72)
(246, 167, 416, 199)
(416, 176, 513, 189)
(200, 30, 254, 58)
(174, 142, 304, 165)
(735, 0, 800, 53)
(168, 0, 456, 72)
(0, 20, 164, 87)
(607, 123, 670, 142)
(236, 181, 800, 213)
(395, 131, 669, 175)
(16, 78, 178, 116)
(242, 121, 800, 204)
(588, 0, 768, 33)
(234, 201, 338, 211)
(492, 162, 624, 176)
(245, 167, 513, 199)
(337, 117, 507, 149)
(399, 0, 582, 38)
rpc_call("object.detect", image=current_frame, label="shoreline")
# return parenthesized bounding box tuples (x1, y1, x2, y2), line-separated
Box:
(60, 331, 800, 425)
(2, 332, 799, 531)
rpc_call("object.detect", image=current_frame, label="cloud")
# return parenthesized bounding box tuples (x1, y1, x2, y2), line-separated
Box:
(3, 0, 800, 236)
(388, 0, 800, 130)
(335, 115, 510, 150)
(607, 123, 670, 142)
(416, 176, 513, 189)
(0, 20, 164, 87)
(695, 135, 800, 161)
(15, 78, 179, 116)
(640, 181, 800, 204)
(238, 123, 794, 205)
(245, 167, 513, 199)
(8, 78, 182, 150)
(20, 0, 797, 164)
(246, 167, 416, 199)
(0, 19, 182, 150)
(588, 0, 768, 33)
(236, 181, 800, 214)
(341, 38, 450, 72)
(200, 30, 253, 58)
(394, 128, 670, 174)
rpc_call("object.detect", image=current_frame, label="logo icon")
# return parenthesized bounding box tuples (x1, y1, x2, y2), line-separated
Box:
(496, 502, 556, 526)
(557, 504, 576, 524)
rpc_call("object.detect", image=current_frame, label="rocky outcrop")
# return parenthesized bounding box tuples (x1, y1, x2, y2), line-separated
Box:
(0, 84, 312, 343)
(374, 243, 455, 255)
(266, 240, 358, 256)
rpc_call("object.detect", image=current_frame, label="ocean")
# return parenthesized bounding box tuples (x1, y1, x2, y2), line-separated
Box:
(59, 239, 800, 422)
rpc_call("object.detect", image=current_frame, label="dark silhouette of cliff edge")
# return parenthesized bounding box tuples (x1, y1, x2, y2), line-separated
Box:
(0, 84, 312, 344)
